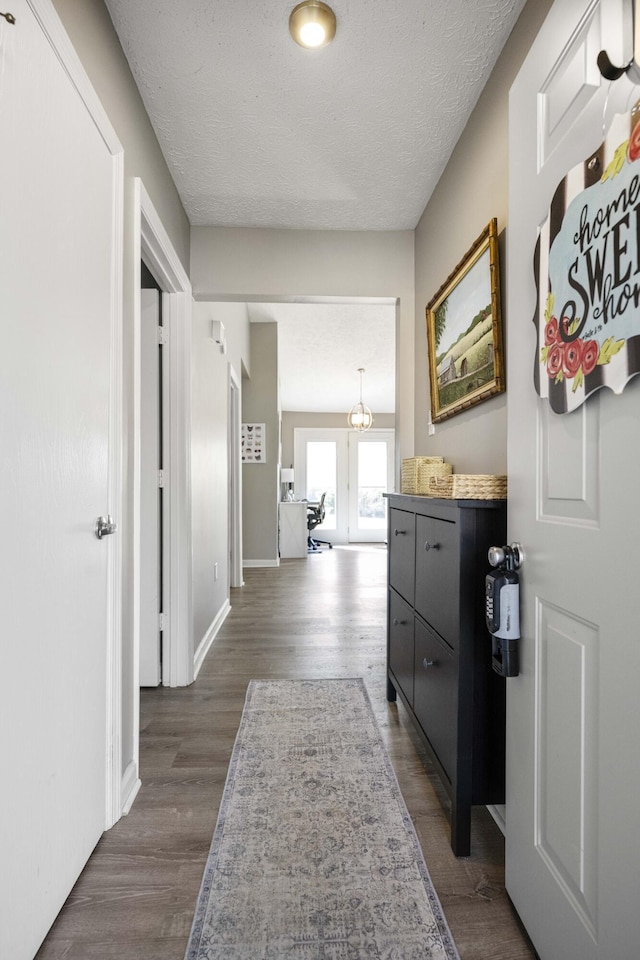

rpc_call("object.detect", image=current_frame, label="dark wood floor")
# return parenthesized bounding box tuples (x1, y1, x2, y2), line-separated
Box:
(36, 544, 535, 960)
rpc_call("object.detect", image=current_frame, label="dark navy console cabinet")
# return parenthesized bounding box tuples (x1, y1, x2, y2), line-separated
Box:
(385, 493, 507, 856)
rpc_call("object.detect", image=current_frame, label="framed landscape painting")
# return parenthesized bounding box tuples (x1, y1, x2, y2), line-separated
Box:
(426, 218, 505, 423)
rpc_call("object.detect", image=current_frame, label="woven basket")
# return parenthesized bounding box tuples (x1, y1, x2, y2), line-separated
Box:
(401, 457, 452, 495)
(427, 474, 507, 500)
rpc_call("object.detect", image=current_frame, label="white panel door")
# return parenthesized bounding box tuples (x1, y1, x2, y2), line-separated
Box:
(507, 3, 640, 958)
(0, 4, 119, 958)
(140, 289, 162, 686)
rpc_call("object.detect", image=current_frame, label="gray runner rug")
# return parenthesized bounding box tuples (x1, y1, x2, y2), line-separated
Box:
(185, 678, 460, 959)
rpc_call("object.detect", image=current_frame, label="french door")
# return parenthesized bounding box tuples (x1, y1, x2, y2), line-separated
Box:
(294, 428, 394, 543)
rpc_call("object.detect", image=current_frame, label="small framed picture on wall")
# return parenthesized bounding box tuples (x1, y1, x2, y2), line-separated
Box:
(241, 423, 266, 463)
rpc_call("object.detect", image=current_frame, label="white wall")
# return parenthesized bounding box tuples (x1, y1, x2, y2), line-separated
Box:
(191, 227, 415, 472)
(191, 302, 250, 652)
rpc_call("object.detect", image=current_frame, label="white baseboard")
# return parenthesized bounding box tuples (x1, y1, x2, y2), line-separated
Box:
(243, 559, 280, 568)
(193, 599, 231, 679)
(120, 760, 141, 816)
(486, 803, 506, 835)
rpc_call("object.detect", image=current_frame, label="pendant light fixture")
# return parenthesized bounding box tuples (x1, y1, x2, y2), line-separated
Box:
(348, 368, 374, 432)
(289, 1, 337, 49)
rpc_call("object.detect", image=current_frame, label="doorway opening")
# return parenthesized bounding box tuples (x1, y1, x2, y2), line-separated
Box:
(139, 261, 165, 687)
(121, 180, 193, 818)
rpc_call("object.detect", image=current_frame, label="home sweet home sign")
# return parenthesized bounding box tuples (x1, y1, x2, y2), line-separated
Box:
(534, 100, 640, 414)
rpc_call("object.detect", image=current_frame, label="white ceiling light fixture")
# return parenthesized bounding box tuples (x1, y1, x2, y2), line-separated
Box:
(289, 0, 337, 49)
(348, 368, 374, 432)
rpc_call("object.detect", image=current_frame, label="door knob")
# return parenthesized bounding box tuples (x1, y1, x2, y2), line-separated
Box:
(424, 541, 440, 551)
(488, 542, 524, 569)
(95, 515, 117, 540)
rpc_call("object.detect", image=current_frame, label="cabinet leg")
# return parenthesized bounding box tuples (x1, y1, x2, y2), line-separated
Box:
(450, 800, 471, 857)
(386, 676, 397, 702)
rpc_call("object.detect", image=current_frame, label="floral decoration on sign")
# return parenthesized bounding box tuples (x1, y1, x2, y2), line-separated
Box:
(533, 99, 640, 414)
(540, 292, 623, 394)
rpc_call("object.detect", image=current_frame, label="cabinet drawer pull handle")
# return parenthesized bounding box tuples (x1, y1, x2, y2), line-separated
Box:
(424, 541, 440, 551)
(392, 617, 408, 626)
(394, 528, 406, 536)
(422, 658, 437, 669)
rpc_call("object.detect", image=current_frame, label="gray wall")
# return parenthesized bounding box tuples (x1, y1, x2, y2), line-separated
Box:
(413, 0, 553, 473)
(242, 324, 280, 564)
(190, 227, 415, 470)
(52, 0, 190, 269)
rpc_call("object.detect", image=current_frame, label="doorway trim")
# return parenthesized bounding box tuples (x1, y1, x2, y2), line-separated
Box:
(136, 179, 193, 682)
(126, 180, 193, 810)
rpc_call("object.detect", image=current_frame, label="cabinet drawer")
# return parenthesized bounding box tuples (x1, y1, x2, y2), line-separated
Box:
(413, 617, 456, 782)
(415, 514, 460, 644)
(388, 589, 414, 707)
(389, 508, 415, 603)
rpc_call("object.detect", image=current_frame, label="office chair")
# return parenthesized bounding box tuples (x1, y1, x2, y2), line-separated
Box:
(307, 492, 333, 552)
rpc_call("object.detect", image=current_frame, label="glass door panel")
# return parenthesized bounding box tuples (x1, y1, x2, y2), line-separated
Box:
(348, 431, 395, 542)
(306, 441, 336, 530)
(357, 441, 387, 530)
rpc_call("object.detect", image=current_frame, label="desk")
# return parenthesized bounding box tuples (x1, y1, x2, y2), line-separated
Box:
(279, 501, 308, 558)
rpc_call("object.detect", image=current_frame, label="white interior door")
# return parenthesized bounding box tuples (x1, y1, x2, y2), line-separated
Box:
(0, 4, 120, 957)
(140, 288, 162, 686)
(507, 3, 640, 958)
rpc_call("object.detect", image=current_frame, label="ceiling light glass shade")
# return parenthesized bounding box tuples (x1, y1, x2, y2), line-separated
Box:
(348, 402, 373, 431)
(289, 1, 337, 48)
(347, 368, 374, 432)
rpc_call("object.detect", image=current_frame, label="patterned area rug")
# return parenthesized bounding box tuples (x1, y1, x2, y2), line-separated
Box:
(185, 678, 459, 959)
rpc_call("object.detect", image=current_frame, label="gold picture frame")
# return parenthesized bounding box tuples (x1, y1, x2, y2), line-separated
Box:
(426, 218, 504, 424)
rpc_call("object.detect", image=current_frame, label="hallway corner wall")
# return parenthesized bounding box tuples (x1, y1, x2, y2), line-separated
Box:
(242, 323, 280, 565)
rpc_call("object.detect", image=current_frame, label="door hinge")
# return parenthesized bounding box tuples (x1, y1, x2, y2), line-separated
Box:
(157, 325, 167, 345)
(159, 612, 166, 632)
(158, 469, 165, 488)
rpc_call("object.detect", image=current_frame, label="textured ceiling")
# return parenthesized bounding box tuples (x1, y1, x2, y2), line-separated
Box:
(104, 0, 527, 231)
(248, 302, 396, 414)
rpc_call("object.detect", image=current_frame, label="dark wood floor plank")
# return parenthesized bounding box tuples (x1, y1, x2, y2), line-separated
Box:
(36, 544, 535, 960)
